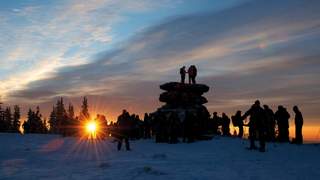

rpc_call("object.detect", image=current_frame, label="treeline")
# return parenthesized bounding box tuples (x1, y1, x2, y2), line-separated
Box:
(48, 97, 90, 136)
(0, 105, 21, 133)
(0, 97, 99, 136)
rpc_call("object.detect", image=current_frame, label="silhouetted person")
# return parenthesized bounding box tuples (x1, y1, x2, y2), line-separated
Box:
(143, 113, 151, 139)
(221, 113, 231, 136)
(188, 65, 197, 84)
(263, 105, 276, 142)
(243, 100, 267, 152)
(180, 66, 187, 84)
(292, 106, 303, 144)
(275, 106, 290, 142)
(212, 112, 221, 135)
(232, 111, 244, 138)
(116, 110, 131, 151)
(132, 114, 143, 139)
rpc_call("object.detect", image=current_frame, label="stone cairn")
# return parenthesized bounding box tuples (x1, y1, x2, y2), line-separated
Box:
(152, 82, 211, 137)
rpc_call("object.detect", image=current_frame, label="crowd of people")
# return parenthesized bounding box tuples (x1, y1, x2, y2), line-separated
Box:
(212, 100, 304, 152)
(110, 100, 304, 152)
(108, 110, 151, 151)
(109, 109, 206, 150)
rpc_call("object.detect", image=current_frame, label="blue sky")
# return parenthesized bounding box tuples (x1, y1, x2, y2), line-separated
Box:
(1, 0, 320, 133)
(0, 0, 244, 85)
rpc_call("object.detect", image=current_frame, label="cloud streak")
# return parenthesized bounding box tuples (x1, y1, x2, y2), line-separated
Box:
(0, 0, 175, 98)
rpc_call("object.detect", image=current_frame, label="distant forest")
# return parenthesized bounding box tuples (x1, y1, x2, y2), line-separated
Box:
(0, 97, 101, 136)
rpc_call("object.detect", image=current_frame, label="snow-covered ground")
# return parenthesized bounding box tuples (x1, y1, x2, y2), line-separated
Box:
(0, 133, 319, 180)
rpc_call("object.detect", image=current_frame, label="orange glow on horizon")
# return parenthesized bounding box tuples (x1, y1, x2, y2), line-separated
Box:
(230, 124, 320, 143)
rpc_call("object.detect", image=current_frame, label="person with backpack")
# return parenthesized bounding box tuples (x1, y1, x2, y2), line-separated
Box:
(188, 65, 197, 84)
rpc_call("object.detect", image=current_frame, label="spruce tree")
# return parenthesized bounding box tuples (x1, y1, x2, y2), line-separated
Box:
(49, 106, 57, 133)
(12, 105, 21, 133)
(35, 106, 43, 133)
(80, 97, 90, 121)
(68, 103, 75, 119)
(4, 107, 13, 132)
(34, 106, 47, 134)
(56, 98, 67, 135)
(67, 103, 78, 136)
(23, 107, 46, 134)
(23, 109, 33, 133)
(0, 104, 4, 132)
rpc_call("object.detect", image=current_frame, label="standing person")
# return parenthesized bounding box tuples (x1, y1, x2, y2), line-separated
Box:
(180, 66, 187, 84)
(212, 112, 221, 135)
(232, 111, 244, 138)
(275, 106, 290, 142)
(263, 105, 276, 142)
(293, 106, 303, 144)
(143, 113, 151, 139)
(134, 115, 143, 139)
(221, 113, 231, 136)
(188, 65, 197, 84)
(243, 100, 267, 152)
(116, 110, 131, 151)
(95, 114, 108, 139)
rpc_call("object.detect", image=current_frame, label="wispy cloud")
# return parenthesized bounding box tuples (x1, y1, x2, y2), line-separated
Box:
(0, 0, 175, 99)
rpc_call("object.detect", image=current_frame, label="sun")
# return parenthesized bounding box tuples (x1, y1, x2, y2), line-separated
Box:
(86, 121, 98, 139)
(86, 122, 97, 133)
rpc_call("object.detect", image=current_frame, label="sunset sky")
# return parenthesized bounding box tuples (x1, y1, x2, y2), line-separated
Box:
(1, 0, 319, 141)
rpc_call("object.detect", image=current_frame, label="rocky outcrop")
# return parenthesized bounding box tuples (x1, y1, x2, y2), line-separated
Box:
(159, 82, 209, 105)
(160, 82, 209, 94)
(152, 82, 211, 139)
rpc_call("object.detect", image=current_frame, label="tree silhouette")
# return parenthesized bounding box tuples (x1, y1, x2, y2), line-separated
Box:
(80, 97, 90, 121)
(49, 98, 68, 134)
(66, 103, 79, 136)
(55, 98, 68, 136)
(23, 107, 47, 134)
(4, 107, 13, 132)
(12, 105, 21, 133)
(49, 106, 57, 133)
(68, 103, 75, 119)
(0, 104, 4, 132)
(48, 99, 81, 136)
